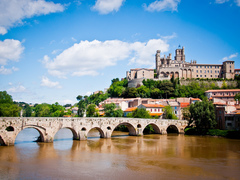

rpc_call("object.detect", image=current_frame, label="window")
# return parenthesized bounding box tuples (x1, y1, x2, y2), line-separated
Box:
(197, 75, 198, 77)
(196, 70, 198, 73)
(205, 70, 206, 73)
(210, 66, 212, 68)
(200, 70, 202, 73)
(207, 70, 209, 73)
(200, 66, 202, 68)
(200, 75, 202, 77)
(196, 66, 198, 68)
(205, 66, 206, 68)
(211, 70, 212, 73)
(205, 75, 206, 77)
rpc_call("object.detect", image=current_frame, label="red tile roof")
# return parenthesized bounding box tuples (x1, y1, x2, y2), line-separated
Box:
(205, 89, 240, 92)
(180, 102, 190, 108)
(149, 113, 163, 116)
(124, 107, 137, 112)
(142, 104, 165, 108)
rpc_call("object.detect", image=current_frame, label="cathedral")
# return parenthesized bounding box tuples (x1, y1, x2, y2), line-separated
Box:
(127, 46, 235, 82)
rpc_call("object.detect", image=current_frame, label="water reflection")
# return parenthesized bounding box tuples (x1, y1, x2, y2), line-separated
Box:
(0, 129, 240, 180)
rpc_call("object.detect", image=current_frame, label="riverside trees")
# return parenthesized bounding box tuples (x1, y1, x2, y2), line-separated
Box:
(0, 91, 20, 117)
(188, 99, 216, 132)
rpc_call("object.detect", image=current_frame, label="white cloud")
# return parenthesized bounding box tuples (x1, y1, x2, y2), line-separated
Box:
(41, 76, 62, 88)
(222, 53, 238, 61)
(144, 0, 181, 12)
(235, 0, 240, 6)
(42, 38, 170, 78)
(0, 0, 65, 34)
(8, 85, 26, 93)
(92, 0, 125, 14)
(0, 66, 18, 74)
(0, 39, 24, 65)
(215, 0, 240, 6)
(215, 0, 229, 4)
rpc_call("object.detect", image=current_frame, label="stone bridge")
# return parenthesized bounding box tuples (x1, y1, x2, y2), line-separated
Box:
(0, 117, 188, 146)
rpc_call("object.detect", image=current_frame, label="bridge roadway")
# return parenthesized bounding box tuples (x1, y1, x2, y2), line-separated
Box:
(0, 117, 188, 146)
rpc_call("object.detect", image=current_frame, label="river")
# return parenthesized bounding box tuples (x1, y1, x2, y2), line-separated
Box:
(0, 128, 240, 180)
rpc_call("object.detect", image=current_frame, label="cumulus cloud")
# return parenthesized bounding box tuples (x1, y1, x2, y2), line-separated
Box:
(42, 38, 169, 78)
(41, 76, 62, 88)
(144, 0, 181, 12)
(0, 66, 18, 75)
(235, 0, 240, 6)
(0, 39, 24, 65)
(215, 0, 240, 6)
(92, 0, 125, 14)
(8, 85, 26, 93)
(0, 0, 65, 35)
(215, 0, 229, 3)
(222, 53, 238, 61)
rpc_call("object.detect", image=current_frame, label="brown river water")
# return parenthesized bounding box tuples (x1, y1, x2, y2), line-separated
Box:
(0, 128, 240, 180)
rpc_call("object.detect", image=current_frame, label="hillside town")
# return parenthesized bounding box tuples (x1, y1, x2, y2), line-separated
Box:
(1, 46, 240, 133)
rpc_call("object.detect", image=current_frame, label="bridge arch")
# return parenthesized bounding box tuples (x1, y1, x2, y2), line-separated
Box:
(53, 127, 78, 140)
(143, 123, 161, 134)
(87, 127, 105, 138)
(112, 122, 137, 136)
(166, 125, 179, 134)
(15, 126, 46, 143)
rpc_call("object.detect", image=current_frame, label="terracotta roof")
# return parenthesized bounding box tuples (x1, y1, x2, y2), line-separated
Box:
(191, 98, 201, 101)
(205, 89, 240, 93)
(213, 102, 226, 105)
(235, 69, 240, 71)
(149, 113, 163, 116)
(142, 104, 165, 108)
(124, 107, 137, 112)
(180, 102, 190, 108)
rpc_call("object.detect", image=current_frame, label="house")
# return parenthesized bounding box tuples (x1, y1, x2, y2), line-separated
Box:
(123, 107, 137, 117)
(137, 104, 165, 118)
(205, 89, 240, 101)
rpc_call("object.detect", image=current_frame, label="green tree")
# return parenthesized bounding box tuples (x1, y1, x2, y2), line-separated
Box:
(131, 108, 152, 118)
(104, 103, 117, 117)
(23, 104, 32, 117)
(86, 104, 99, 117)
(189, 99, 216, 131)
(163, 105, 178, 119)
(113, 109, 123, 117)
(234, 93, 240, 101)
(76, 95, 86, 117)
(0, 91, 20, 117)
(35, 103, 51, 117)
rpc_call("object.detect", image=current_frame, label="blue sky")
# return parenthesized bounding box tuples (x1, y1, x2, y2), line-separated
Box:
(0, 0, 239, 105)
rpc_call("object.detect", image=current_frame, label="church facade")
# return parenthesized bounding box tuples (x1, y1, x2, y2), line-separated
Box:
(127, 46, 235, 82)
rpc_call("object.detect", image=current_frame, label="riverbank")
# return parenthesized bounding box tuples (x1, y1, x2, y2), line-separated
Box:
(185, 128, 240, 139)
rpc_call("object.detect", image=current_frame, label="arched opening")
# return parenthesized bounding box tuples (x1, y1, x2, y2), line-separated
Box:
(107, 126, 111, 130)
(15, 127, 44, 144)
(54, 127, 78, 141)
(167, 125, 179, 134)
(54, 128, 76, 150)
(143, 123, 161, 135)
(111, 122, 136, 137)
(81, 127, 86, 131)
(5, 126, 14, 131)
(137, 124, 141, 128)
(0, 136, 5, 146)
(87, 127, 104, 139)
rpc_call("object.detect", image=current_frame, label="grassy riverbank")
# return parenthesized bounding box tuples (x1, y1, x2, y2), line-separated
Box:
(185, 128, 240, 139)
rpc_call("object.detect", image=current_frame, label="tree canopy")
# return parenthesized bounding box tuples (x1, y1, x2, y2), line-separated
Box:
(189, 99, 216, 131)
